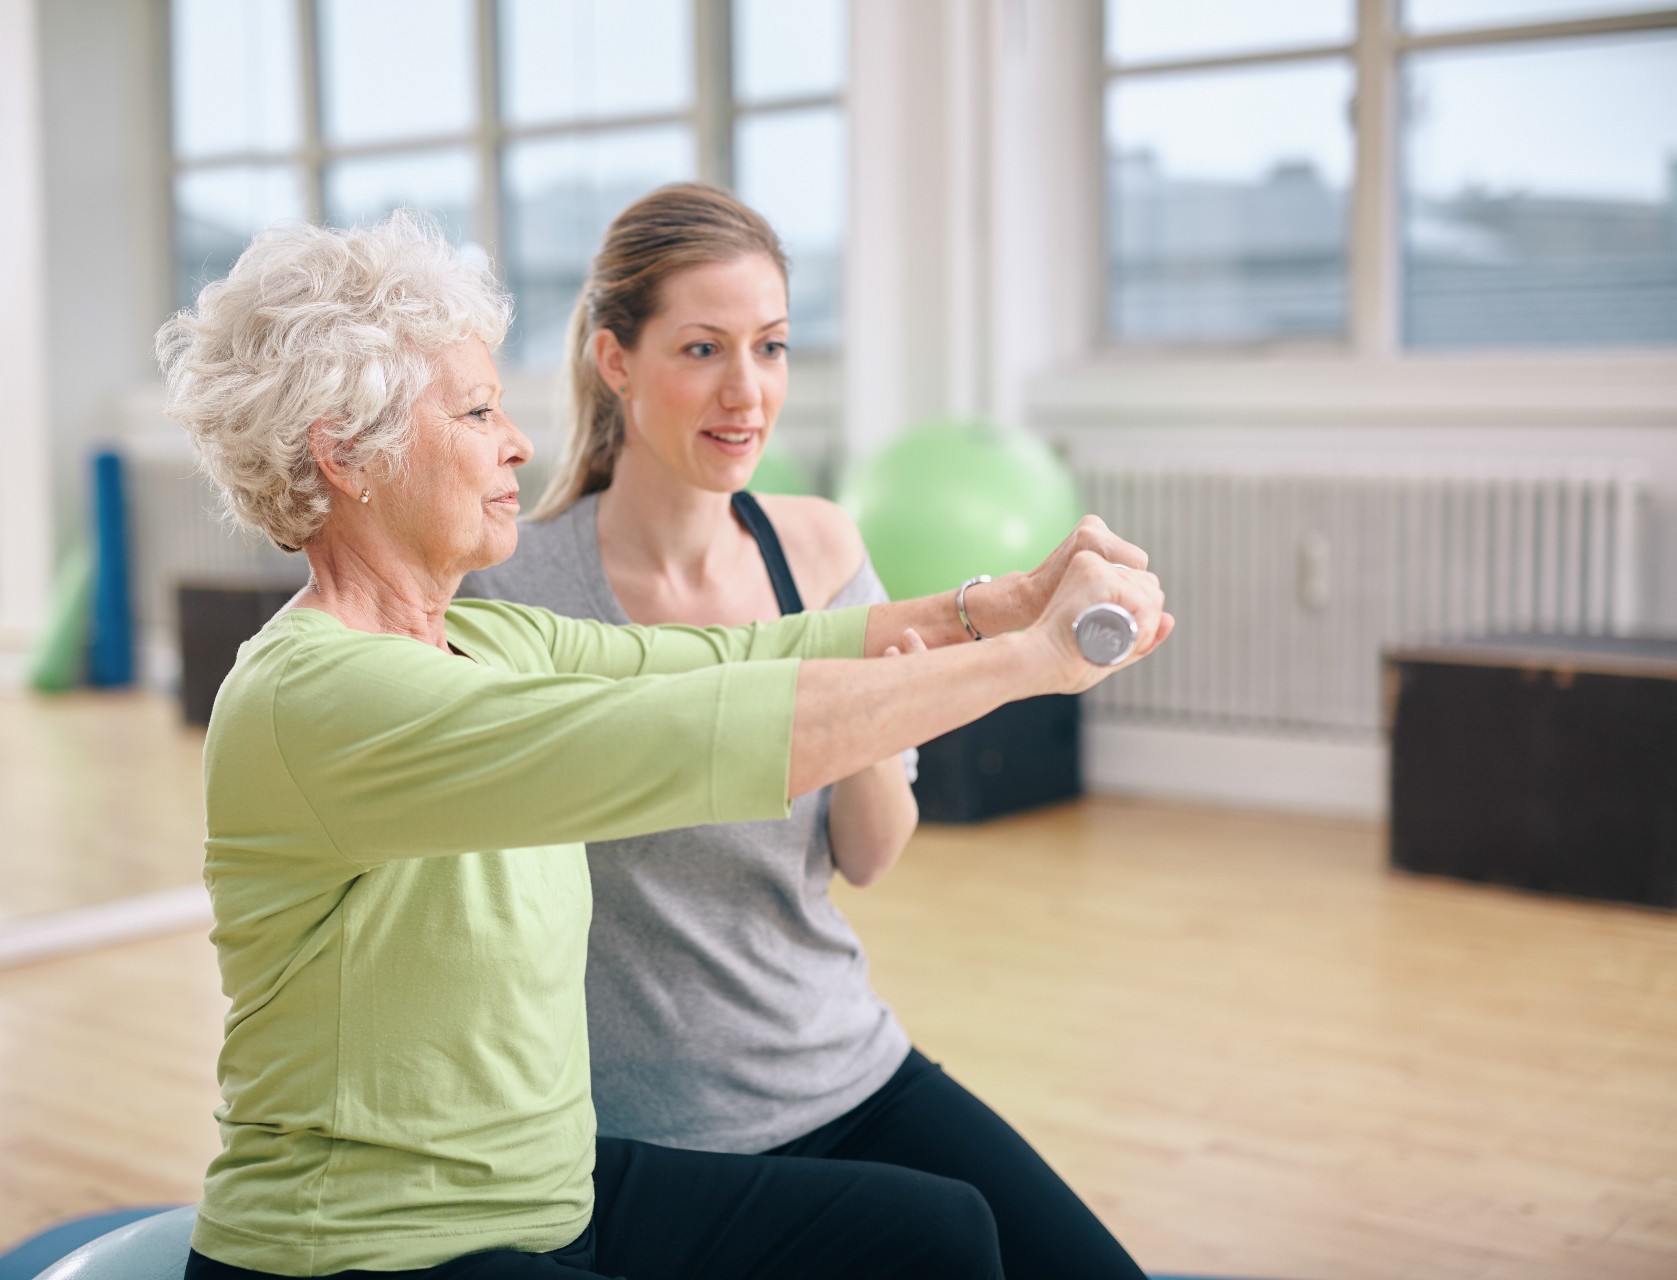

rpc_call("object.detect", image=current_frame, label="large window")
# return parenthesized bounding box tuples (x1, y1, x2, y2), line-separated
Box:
(732, 0, 847, 347)
(1101, 0, 1677, 350)
(168, 0, 847, 367)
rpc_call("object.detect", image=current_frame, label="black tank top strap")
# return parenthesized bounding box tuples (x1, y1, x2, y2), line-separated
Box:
(731, 490, 806, 616)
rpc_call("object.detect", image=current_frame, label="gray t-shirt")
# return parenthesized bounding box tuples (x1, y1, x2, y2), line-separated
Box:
(459, 492, 911, 1153)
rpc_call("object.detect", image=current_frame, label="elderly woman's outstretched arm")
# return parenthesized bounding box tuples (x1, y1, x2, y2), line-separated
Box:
(241, 548, 1161, 869)
(488, 515, 1152, 676)
(789, 545, 1168, 796)
(488, 513, 1168, 804)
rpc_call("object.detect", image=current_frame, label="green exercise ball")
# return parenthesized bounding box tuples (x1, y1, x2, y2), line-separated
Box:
(839, 419, 1080, 602)
(746, 443, 815, 496)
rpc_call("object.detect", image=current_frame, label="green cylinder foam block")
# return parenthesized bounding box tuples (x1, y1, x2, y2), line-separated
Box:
(838, 419, 1080, 602)
(27, 542, 94, 693)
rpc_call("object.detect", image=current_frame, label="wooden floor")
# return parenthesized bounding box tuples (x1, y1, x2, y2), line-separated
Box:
(837, 807, 1677, 1280)
(0, 690, 206, 925)
(2, 693, 1674, 1278)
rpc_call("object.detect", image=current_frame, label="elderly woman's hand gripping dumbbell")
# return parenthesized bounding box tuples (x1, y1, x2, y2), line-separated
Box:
(787, 522, 1172, 798)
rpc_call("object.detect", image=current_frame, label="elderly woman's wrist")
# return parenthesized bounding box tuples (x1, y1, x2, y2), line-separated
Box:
(963, 571, 1030, 639)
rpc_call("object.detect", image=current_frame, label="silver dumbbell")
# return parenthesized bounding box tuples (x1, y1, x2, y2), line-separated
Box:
(1072, 602, 1139, 666)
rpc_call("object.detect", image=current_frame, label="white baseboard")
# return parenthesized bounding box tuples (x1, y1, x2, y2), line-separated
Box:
(0, 629, 178, 694)
(140, 627, 180, 694)
(0, 884, 212, 970)
(1084, 719, 1389, 821)
(0, 624, 34, 690)
(0, 649, 28, 690)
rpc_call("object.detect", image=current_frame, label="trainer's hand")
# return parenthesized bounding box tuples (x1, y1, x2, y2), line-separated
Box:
(962, 516, 1151, 638)
(883, 627, 927, 658)
(1025, 549, 1173, 694)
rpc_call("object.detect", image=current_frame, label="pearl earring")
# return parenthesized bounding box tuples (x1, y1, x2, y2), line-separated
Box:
(358, 488, 371, 504)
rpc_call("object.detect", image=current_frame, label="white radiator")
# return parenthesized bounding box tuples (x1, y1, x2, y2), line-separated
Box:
(118, 429, 568, 685)
(1076, 458, 1646, 737)
(122, 435, 305, 679)
(116, 431, 1649, 743)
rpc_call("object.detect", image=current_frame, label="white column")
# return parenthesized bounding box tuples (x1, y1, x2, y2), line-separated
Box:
(985, 0, 1104, 426)
(843, 0, 990, 461)
(844, 0, 1103, 462)
(844, 0, 935, 462)
(941, 0, 991, 423)
(1348, 0, 1399, 357)
(0, 0, 54, 672)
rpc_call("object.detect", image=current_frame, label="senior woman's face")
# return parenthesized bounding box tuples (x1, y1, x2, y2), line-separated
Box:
(381, 337, 531, 578)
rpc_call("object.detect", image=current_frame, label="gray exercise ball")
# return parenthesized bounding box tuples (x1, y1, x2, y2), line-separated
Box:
(31, 1206, 196, 1280)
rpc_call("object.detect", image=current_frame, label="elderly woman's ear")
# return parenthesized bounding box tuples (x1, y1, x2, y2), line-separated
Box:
(308, 418, 370, 505)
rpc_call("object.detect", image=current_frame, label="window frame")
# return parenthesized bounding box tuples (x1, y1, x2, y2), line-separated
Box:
(164, 0, 847, 366)
(1098, 0, 1677, 359)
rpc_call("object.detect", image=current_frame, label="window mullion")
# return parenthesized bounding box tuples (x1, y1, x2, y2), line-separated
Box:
(476, 0, 502, 257)
(734, 90, 844, 117)
(298, 0, 324, 221)
(1398, 6, 1677, 54)
(694, 0, 733, 186)
(1112, 41, 1354, 78)
(1349, 0, 1398, 357)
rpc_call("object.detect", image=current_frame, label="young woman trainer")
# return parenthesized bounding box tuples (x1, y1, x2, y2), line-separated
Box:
(463, 183, 1154, 1280)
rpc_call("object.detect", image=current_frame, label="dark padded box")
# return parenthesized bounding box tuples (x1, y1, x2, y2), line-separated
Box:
(912, 694, 1082, 823)
(1384, 635, 1677, 908)
(178, 582, 301, 726)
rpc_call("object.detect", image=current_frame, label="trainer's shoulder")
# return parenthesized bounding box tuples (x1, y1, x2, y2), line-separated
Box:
(754, 494, 867, 605)
(754, 493, 864, 567)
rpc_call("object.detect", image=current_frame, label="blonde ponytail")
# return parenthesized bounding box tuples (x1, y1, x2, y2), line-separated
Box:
(528, 290, 624, 520)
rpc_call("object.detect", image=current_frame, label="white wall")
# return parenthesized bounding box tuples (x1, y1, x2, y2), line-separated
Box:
(0, 0, 175, 686)
(38, 0, 174, 552)
(0, 0, 54, 678)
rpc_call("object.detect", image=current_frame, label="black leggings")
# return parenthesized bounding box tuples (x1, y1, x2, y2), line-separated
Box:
(767, 1048, 1148, 1280)
(183, 1050, 1137, 1279)
(183, 1133, 1001, 1279)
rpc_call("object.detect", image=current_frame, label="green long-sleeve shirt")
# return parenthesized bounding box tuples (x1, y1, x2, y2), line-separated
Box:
(190, 598, 869, 1276)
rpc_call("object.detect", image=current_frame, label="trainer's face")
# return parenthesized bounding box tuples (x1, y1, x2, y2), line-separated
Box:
(600, 254, 789, 495)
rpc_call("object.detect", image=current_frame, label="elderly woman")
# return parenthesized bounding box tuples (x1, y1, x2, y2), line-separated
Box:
(156, 211, 1170, 1280)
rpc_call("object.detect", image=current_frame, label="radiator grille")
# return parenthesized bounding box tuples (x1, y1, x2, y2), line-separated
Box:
(123, 437, 305, 656)
(1079, 460, 1645, 735)
(120, 434, 1648, 737)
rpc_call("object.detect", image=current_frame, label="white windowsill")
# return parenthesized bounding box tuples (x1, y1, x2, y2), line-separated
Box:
(1030, 349, 1677, 429)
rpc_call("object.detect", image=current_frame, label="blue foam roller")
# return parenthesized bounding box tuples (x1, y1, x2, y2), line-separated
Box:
(87, 448, 135, 687)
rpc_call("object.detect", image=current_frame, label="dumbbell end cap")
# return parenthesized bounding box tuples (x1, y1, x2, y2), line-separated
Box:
(1072, 602, 1138, 666)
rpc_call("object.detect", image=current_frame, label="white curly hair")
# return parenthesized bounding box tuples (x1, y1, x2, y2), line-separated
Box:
(156, 211, 513, 551)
